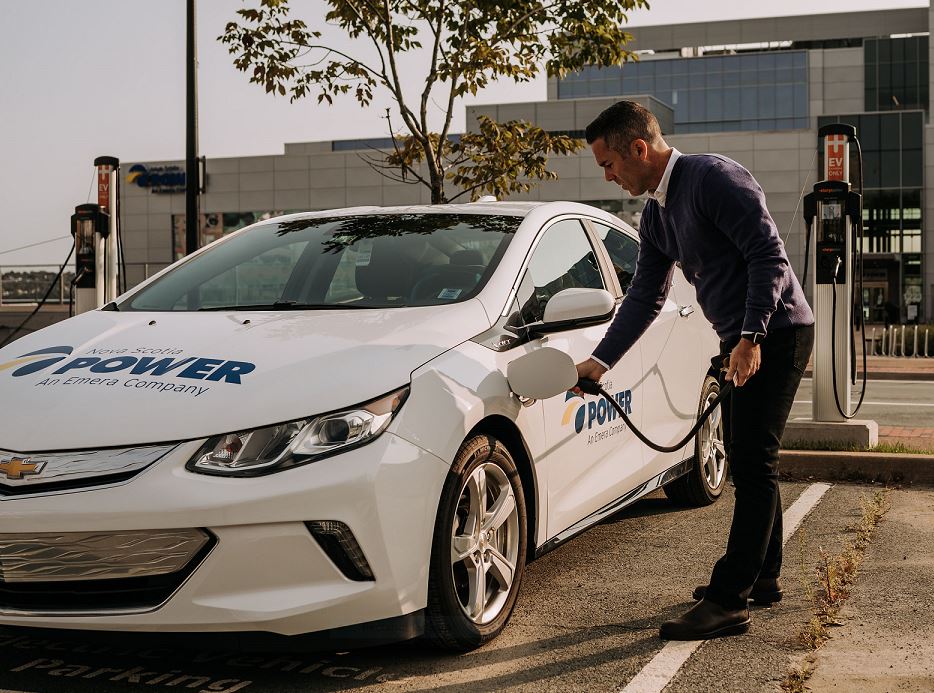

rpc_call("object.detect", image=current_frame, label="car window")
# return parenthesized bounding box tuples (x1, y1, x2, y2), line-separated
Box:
(512, 219, 604, 326)
(123, 214, 519, 311)
(593, 222, 639, 294)
(174, 243, 308, 310)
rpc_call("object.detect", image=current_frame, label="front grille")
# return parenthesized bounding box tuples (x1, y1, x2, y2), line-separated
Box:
(0, 529, 215, 613)
(0, 444, 175, 496)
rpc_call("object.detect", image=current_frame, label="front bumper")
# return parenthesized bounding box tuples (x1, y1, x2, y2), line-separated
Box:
(0, 433, 449, 636)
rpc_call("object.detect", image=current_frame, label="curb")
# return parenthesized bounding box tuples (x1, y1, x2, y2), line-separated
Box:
(780, 449, 934, 485)
(804, 370, 934, 381)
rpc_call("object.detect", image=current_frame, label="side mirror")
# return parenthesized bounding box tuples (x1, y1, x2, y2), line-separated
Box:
(534, 288, 615, 335)
(506, 347, 579, 400)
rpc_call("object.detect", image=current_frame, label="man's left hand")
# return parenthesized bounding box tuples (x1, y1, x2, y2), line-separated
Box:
(725, 339, 761, 387)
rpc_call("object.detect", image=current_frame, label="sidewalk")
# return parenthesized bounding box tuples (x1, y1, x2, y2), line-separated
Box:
(805, 488, 934, 691)
(879, 425, 934, 451)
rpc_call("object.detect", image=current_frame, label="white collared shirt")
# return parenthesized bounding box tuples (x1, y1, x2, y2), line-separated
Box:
(650, 148, 681, 208)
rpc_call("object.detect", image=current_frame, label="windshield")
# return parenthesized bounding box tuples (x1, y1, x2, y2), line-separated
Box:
(122, 214, 520, 311)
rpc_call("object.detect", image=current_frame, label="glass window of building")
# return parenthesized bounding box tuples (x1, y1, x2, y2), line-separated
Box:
(558, 50, 809, 133)
(865, 36, 929, 112)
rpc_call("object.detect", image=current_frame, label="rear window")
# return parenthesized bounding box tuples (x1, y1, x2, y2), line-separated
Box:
(122, 214, 520, 311)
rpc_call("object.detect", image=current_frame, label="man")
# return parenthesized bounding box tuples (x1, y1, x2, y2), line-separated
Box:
(577, 100, 815, 640)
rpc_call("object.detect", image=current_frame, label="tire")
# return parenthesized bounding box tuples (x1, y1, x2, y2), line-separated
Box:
(664, 375, 729, 506)
(425, 434, 528, 651)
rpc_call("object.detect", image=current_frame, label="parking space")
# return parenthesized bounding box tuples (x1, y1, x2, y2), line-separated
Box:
(1, 480, 906, 692)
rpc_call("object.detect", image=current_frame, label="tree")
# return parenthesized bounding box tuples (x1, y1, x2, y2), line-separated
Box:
(221, 0, 649, 203)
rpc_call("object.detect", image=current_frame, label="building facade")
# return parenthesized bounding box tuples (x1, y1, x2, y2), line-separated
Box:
(119, 6, 933, 323)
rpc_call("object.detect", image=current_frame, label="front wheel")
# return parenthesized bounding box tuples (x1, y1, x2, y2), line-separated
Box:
(425, 434, 527, 651)
(664, 375, 728, 506)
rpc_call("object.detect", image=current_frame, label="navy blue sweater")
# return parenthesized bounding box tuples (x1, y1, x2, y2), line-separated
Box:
(593, 154, 814, 367)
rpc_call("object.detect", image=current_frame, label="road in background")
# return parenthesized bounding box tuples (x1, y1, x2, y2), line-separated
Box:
(792, 379, 934, 429)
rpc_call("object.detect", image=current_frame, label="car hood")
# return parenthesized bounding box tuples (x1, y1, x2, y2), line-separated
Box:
(0, 300, 490, 451)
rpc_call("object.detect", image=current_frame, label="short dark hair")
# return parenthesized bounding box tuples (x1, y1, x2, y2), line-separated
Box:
(585, 100, 662, 154)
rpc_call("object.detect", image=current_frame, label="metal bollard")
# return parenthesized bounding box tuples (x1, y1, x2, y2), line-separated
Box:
(926, 328, 930, 358)
(870, 327, 877, 356)
(901, 325, 906, 357)
(913, 325, 919, 358)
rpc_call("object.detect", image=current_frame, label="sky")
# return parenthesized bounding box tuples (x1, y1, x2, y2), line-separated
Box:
(0, 0, 927, 265)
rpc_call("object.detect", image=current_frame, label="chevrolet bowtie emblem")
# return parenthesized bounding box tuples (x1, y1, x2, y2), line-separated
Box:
(0, 457, 46, 480)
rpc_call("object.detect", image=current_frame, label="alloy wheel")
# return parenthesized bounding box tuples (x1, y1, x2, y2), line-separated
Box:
(450, 463, 520, 625)
(699, 391, 727, 490)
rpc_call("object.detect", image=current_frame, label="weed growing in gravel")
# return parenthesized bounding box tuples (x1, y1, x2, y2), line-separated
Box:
(781, 490, 890, 691)
(780, 658, 815, 693)
(800, 490, 890, 649)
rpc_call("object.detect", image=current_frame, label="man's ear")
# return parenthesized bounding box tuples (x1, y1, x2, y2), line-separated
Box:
(632, 139, 648, 160)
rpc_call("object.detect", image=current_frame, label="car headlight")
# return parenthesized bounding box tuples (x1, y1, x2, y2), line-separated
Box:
(186, 386, 409, 477)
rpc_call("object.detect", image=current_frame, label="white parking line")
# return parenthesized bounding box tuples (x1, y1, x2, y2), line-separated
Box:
(620, 482, 832, 693)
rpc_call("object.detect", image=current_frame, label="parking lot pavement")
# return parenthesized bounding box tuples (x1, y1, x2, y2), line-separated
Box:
(0, 481, 921, 693)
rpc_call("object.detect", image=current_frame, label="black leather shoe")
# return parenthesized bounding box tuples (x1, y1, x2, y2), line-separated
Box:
(659, 599, 751, 641)
(692, 576, 783, 605)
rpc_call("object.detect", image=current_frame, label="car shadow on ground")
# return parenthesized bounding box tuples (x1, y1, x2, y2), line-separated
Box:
(0, 600, 689, 692)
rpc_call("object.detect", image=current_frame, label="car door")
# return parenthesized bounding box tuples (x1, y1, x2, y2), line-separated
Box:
(591, 221, 704, 478)
(511, 218, 644, 541)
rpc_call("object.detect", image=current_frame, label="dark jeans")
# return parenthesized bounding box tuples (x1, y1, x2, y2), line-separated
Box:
(704, 324, 815, 610)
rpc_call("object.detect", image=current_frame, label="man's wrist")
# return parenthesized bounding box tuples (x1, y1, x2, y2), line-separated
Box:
(591, 355, 611, 370)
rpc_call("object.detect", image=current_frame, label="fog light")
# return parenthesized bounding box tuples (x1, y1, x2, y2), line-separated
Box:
(306, 521, 374, 581)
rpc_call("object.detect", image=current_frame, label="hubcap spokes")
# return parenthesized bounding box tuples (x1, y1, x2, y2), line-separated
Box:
(451, 463, 519, 624)
(700, 394, 726, 490)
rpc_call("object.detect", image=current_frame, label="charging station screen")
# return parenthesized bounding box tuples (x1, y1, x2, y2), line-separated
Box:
(820, 202, 844, 244)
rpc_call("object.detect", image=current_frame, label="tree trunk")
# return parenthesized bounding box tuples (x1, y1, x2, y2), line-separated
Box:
(425, 144, 447, 205)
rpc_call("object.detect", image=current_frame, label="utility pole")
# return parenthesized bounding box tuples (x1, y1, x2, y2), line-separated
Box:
(185, 0, 200, 256)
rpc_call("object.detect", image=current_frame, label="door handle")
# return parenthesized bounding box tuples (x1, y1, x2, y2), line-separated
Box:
(678, 305, 694, 317)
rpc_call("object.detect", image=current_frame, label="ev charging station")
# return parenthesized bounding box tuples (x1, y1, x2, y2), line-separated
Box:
(786, 125, 877, 445)
(71, 156, 121, 315)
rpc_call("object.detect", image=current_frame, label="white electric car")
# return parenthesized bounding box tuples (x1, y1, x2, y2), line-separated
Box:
(0, 201, 723, 651)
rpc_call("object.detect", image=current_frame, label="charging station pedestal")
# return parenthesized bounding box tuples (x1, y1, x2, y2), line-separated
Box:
(71, 156, 121, 316)
(784, 126, 877, 447)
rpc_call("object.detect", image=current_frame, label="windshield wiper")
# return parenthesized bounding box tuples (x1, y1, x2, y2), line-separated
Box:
(198, 301, 371, 311)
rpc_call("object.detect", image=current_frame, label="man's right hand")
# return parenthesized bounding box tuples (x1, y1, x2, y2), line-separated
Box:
(573, 358, 608, 396)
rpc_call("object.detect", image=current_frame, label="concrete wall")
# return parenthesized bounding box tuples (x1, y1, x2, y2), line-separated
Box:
(810, 47, 864, 118)
(121, 150, 438, 275)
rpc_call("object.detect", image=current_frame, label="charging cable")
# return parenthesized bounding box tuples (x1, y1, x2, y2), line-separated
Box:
(830, 260, 868, 419)
(576, 374, 733, 453)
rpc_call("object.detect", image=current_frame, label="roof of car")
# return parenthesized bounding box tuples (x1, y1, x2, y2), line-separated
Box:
(264, 200, 620, 224)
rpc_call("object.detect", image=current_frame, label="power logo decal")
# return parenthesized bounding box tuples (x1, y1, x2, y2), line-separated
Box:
(562, 383, 633, 438)
(2, 345, 258, 399)
(0, 346, 74, 376)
